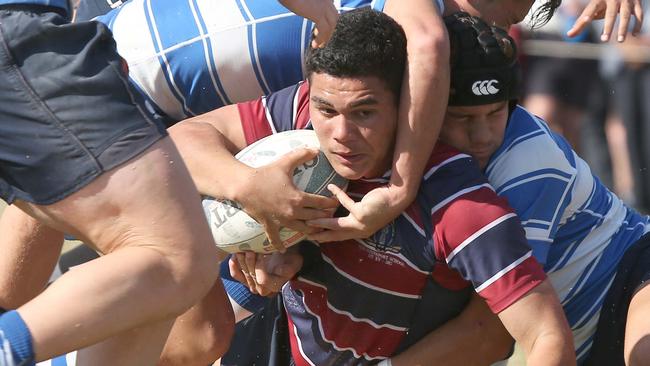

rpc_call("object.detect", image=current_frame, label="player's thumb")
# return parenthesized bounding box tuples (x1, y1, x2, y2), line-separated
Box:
(282, 147, 320, 171)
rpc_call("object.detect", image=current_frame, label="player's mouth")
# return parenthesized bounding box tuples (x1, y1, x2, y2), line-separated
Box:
(332, 151, 365, 167)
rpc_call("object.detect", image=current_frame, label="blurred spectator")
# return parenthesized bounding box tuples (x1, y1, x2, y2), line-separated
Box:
(521, 0, 603, 155)
(610, 2, 650, 213)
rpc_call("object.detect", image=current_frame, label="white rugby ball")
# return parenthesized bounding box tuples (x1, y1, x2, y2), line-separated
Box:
(202, 129, 347, 254)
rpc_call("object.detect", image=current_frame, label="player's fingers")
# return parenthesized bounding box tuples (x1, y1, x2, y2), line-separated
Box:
(301, 192, 341, 210)
(280, 217, 320, 235)
(228, 256, 246, 284)
(601, 0, 620, 41)
(327, 184, 356, 212)
(617, 0, 633, 41)
(308, 228, 357, 243)
(312, 6, 338, 48)
(290, 205, 336, 220)
(306, 215, 350, 230)
(632, 0, 643, 36)
(244, 251, 258, 275)
(253, 273, 283, 296)
(235, 253, 258, 293)
(264, 220, 286, 253)
(567, 2, 598, 37)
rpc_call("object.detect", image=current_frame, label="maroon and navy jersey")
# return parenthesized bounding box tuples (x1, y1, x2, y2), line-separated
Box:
(237, 82, 546, 365)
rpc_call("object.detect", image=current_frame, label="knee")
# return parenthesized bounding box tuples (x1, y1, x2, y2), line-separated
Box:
(627, 336, 650, 366)
(160, 313, 235, 366)
(165, 253, 223, 314)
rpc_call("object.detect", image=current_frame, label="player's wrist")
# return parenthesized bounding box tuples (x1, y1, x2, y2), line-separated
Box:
(384, 182, 416, 212)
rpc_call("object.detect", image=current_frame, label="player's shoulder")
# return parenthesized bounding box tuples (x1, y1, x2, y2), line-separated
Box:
(423, 142, 480, 183)
(487, 105, 577, 178)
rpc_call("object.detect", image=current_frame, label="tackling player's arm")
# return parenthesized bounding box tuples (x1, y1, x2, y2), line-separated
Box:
(495, 280, 574, 365)
(414, 154, 575, 366)
(312, 0, 450, 242)
(383, 0, 450, 209)
(390, 293, 514, 366)
(168, 105, 250, 201)
(169, 100, 337, 249)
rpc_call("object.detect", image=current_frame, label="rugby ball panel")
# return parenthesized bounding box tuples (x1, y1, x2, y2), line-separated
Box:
(203, 130, 347, 253)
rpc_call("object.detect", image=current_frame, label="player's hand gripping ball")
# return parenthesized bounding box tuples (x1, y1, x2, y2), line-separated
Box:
(203, 129, 347, 253)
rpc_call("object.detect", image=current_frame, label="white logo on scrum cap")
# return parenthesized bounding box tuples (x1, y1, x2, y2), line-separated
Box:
(471, 80, 500, 96)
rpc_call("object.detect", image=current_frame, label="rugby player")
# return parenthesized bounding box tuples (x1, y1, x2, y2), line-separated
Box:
(170, 8, 575, 365)
(432, 13, 650, 364)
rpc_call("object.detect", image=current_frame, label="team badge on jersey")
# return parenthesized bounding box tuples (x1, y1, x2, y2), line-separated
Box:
(364, 221, 400, 253)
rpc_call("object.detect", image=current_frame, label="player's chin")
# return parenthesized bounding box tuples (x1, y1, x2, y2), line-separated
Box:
(331, 163, 365, 181)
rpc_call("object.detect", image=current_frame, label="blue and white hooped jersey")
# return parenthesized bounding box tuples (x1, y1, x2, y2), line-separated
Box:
(486, 106, 650, 362)
(97, 0, 444, 123)
(98, 0, 433, 123)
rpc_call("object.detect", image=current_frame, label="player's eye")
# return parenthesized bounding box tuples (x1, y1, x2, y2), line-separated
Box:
(355, 110, 373, 119)
(319, 107, 337, 117)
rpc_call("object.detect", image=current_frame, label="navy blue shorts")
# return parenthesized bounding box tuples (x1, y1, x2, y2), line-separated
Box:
(585, 233, 650, 365)
(0, 5, 166, 205)
(221, 294, 294, 366)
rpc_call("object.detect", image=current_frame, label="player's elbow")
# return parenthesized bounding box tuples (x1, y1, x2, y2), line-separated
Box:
(460, 311, 514, 362)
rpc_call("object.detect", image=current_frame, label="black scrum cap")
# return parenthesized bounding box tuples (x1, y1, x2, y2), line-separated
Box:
(445, 12, 521, 106)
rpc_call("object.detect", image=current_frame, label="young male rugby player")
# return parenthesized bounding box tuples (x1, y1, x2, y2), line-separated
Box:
(429, 13, 650, 364)
(169, 8, 574, 366)
(310, 11, 650, 365)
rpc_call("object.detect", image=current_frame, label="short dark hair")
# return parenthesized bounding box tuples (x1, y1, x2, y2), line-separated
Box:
(305, 8, 407, 101)
(446, 12, 520, 106)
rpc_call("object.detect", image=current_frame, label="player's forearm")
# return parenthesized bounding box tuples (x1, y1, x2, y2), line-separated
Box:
(168, 121, 255, 201)
(523, 328, 575, 366)
(383, 0, 450, 208)
(391, 294, 513, 366)
(499, 281, 576, 366)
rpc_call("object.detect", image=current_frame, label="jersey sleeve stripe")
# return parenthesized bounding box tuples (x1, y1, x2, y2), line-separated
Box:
(260, 97, 278, 133)
(446, 212, 518, 263)
(423, 153, 472, 180)
(442, 213, 537, 287)
(475, 251, 532, 292)
(431, 183, 493, 215)
(478, 256, 545, 313)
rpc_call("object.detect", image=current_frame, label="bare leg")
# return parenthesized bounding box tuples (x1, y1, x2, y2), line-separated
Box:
(12, 138, 228, 362)
(158, 280, 234, 366)
(0, 205, 63, 309)
(624, 284, 650, 366)
(76, 318, 175, 366)
(605, 113, 635, 203)
(524, 94, 585, 153)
